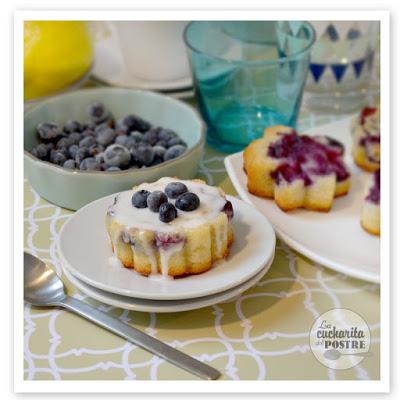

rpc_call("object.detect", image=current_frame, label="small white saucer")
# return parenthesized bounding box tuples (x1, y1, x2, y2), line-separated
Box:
(62, 256, 273, 313)
(92, 34, 193, 92)
(58, 195, 276, 300)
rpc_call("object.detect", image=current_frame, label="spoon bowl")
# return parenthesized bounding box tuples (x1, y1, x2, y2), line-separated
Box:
(24, 252, 67, 305)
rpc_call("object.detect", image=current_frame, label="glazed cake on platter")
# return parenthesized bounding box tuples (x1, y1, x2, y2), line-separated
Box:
(105, 177, 234, 278)
(243, 125, 351, 212)
(351, 105, 380, 172)
(361, 170, 380, 236)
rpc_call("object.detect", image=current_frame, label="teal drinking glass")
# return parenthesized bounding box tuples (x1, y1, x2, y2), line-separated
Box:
(184, 21, 316, 153)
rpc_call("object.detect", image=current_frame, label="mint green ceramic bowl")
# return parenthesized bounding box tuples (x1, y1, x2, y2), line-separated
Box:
(24, 88, 205, 210)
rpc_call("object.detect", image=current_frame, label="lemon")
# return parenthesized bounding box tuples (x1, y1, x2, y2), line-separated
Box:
(24, 21, 93, 101)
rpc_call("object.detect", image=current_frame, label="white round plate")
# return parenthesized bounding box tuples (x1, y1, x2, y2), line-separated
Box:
(92, 34, 193, 91)
(58, 195, 276, 300)
(62, 257, 273, 313)
(224, 116, 379, 284)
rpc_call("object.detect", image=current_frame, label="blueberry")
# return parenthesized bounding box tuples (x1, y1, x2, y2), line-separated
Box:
(30, 143, 49, 160)
(94, 122, 109, 134)
(50, 150, 67, 166)
(79, 136, 96, 148)
(130, 131, 144, 143)
(51, 146, 68, 158)
(30, 147, 39, 158)
(104, 144, 131, 167)
(132, 189, 151, 208)
(147, 190, 168, 212)
(153, 145, 166, 159)
(88, 144, 105, 157)
(79, 157, 101, 171)
(150, 158, 163, 166)
(37, 122, 62, 140)
(142, 128, 159, 146)
(95, 152, 105, 164)
(81, 129, 96, 138)
(63, 159, 76, 169)
(115, 135, 128, 146)
(125, 136, 139, 150)
(56, 137, 74, 149)
(175, 192, 200, 212)
(106, 166, 121, 172)
(167, 136, 185, 147)
(114, 122, 129, 136)
(159, 202, 177, 223)
(165, 182, 188, 199)
(135, 118, 151, 132)
(121, 114, 151, 133)
(152, 146, 166, 166)
(64, 120, 82, 133)
(68, 132, 82, 145)
(164, 144, 187, 161)
(45, 142, 55, 151)
(68, 144, 79, 159)
(88, 102, 109, 124)
(158, 128, 176, 142)
(155, 140, 168, 148)
(129, 147, 139, 165)
(30, 147, 39, 159)
(136, 145, 154, 166)
(96, 127, 116, 147)
(75, 147, 90, 164)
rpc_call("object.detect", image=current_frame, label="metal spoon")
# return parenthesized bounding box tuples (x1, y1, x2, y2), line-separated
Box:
(24, 252, 221, 380)
(323, 348, 373, 361)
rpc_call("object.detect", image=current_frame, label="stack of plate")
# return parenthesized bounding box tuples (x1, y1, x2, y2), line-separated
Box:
(58, 196, 276, 313)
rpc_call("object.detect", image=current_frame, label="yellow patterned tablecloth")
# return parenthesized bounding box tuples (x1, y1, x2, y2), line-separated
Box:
(24, 112, 380, 381)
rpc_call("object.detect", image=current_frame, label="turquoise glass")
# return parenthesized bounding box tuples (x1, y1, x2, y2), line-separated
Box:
(184, 21, 316, 153)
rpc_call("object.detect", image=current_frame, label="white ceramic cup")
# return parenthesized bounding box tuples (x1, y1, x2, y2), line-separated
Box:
(111, 21, 191, 82)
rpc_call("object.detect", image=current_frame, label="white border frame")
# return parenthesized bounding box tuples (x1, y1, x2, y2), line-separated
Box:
(14, 9, 390, 393)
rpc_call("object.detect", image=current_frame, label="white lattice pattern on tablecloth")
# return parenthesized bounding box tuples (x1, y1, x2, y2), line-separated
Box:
(23, 113, 380, 380)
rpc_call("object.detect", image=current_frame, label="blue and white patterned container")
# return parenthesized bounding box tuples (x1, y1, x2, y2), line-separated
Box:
(305, 21, 379, 112)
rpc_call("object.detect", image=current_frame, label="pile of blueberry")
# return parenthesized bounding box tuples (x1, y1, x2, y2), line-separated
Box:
(29, 102, 188, 171)
(132, 182, 200, 223)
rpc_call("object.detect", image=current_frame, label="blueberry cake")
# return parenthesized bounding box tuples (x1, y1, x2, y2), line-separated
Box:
(361, 170, 380, 236)
(243, 125, 351, 212)
(105, 178, 234, 278)
(29, 102, 188, 172)
(351, 105, 380, 172)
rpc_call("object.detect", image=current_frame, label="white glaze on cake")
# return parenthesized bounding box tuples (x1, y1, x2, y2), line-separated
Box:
(137, 232, 157, 274)
(159, 241, 185, 277)
(109, 177, 227, 232)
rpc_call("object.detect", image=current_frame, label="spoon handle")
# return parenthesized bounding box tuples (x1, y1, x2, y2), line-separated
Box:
(59, 295, 221, 380)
